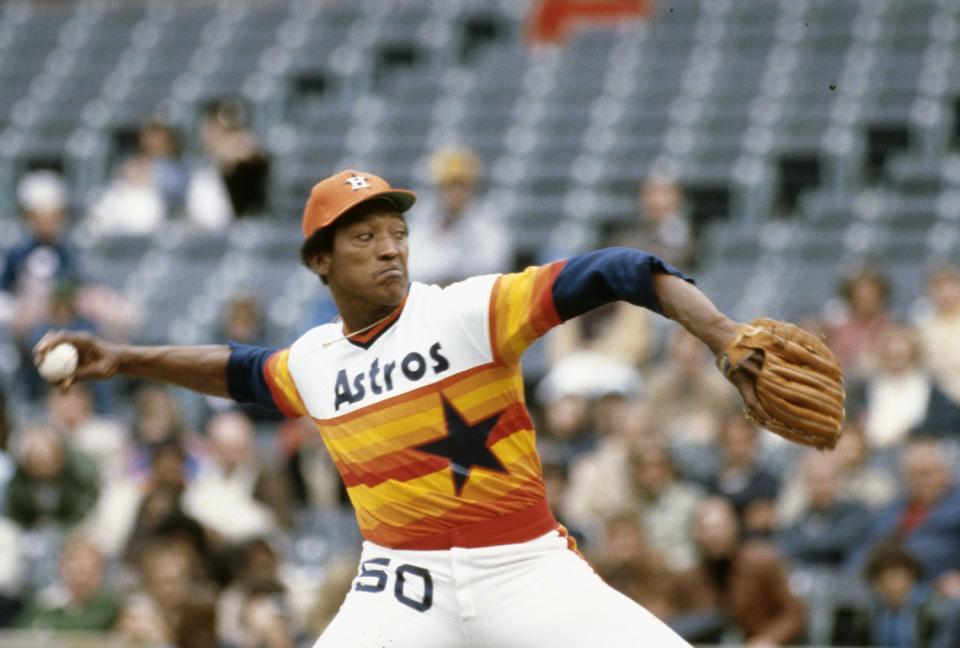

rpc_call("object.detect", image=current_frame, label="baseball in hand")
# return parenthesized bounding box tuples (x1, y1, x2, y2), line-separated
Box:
(37, 343, 79, 383)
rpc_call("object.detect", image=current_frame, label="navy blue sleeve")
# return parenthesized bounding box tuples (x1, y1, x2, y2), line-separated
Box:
(226, 342, 281, 411)
(551, 247, 693, 321)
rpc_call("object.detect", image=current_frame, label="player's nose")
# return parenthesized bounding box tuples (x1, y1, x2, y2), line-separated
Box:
(375, 234, 401, 259)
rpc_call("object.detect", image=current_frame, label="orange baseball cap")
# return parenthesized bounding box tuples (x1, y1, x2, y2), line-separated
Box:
(301, 170, 417, 238)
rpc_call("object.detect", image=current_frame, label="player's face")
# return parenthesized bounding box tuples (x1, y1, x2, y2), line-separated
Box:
(320, 209, 409, 309)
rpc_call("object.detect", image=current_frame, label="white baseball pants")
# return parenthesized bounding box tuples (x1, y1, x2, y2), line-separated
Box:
(314, 530, 691, 647)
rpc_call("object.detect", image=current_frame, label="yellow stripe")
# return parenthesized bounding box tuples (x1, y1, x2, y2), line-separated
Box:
(269, 350, 307, 415)
(348, 471, 463, 521)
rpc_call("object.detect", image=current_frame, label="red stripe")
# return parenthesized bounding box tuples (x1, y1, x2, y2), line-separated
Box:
(364, 498, 558, 549)
(336, 453, 448, 489)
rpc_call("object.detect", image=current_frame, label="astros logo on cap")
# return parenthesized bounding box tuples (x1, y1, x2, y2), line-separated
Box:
(345, 174, 372, 191)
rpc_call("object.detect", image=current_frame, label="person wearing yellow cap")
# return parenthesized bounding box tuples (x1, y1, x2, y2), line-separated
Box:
(34, 169, 767, 647)
(407, 147, 512, 285)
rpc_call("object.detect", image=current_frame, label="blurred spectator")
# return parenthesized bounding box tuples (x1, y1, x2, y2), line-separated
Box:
(777, 451, 870, 568)
(833, 422, 898, 511)
(824, 266, 893, 378)
(547, 301, 655, 369)
(5, 424, 99, 530)
(590, 511, 676, 619)
(1, 171, 76, 333)
(862, 323, 932, 448)
(137, 119, 190, 213)
(627, 441, 705, 571)
(860, 439, 960, 580)
(86, 156, 166, 235)
(218, 538, 300, 648)
(778, 422, 897, 526)
(536, 352, 642, 412)
(14, 532, 119, 631)
(704, 414, 780, 538)
(221, 295, 267, 346)
(610, 174, 695, 269)
(646, 327, 736, 445)
(669, 497, 806, 646)
(565, 398, 652, 537)
(118, 537, 217, 648)
(832, 542, 960, 647)
(186, 98, 269, 228)
(534, 393, 598, 466)
(126, 384, 206, 484)
(407, 147, 511, 285)
(918, 264, 960, 406)
(183, 411, 292, 542)
(0, 516, 24, 627)
(87, 439, 192, 560)
(46, 383, 127, 484)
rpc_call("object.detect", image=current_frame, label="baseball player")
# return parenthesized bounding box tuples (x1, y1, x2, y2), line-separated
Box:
(36, 169, 770, 646)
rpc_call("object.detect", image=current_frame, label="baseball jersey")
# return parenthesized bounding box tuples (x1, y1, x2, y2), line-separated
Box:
(227, 248, 688, 550)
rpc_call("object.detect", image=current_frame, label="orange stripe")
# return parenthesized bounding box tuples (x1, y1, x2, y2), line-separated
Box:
(264, 350, 307, 417)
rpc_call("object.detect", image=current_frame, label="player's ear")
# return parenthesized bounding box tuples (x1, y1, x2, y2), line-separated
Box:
(309, 253, 331, 280)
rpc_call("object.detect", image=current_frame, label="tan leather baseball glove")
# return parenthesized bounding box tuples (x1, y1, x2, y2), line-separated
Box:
(717, 317, 845, 449)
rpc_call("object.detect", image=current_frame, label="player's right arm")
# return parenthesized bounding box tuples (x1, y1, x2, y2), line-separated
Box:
(32, 332, 306, 417)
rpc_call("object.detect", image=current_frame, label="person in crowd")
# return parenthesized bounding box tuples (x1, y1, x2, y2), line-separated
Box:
(5, 423, 100, 530)
(861, 323, 932, 448)
(703, 414, 780, 538)
(669, 497, 806, 646)
(186, 98, 270, 228)
(917, 263, 960, 407)
(406, 147, 511, 285)
(611, 174, 695, 269)
(86, 156, 166, 235)
(824, 266, 893, 378)
(564, 398, 653, 537)
(183, 411, 292, 541)
(777, 451, 871, 569)
(137, 119, 190, 213)
(117, 537, 217, 648)
(832, 542, 960, 647)
(220, 295, 267, 347)
(218, 537, 300, 648)
(646, 326, 737, 445)
(534, 392, 599, 466)
(590, 511, 676, 619)
(1, 170, 76, 312)
(777, 421, 897, 527)
(13, 532, 120, 631)
(125, 384, 207, 484)
(626, 440, 705, 571)
(45, 382, 127, 484)
(860, 439, 960, 581)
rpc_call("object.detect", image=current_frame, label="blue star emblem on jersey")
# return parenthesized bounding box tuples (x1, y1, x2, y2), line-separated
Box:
(414, 396, 509, 496)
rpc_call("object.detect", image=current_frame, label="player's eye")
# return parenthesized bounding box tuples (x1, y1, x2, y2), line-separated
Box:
(356, 232, 373, 242)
